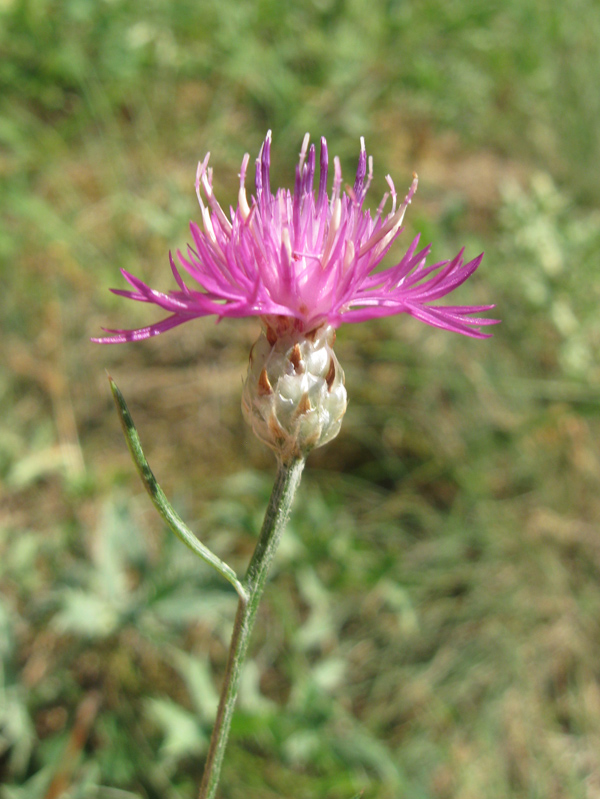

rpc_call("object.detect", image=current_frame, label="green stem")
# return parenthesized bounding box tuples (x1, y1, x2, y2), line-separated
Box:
(109, 375, 305, 797)
(198, 457, 306, 799)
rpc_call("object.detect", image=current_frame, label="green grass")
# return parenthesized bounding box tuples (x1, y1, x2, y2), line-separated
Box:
(2, 0, 600, 796)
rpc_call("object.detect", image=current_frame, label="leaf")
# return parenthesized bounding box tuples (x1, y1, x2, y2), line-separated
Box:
(0, 685, 36, 775)
(169, 650, 219, 723)
(53, 589, 119, 638)
(0, 767, 52, 799)
(145, 698, 206, 767)
(108, 376, 246, 601)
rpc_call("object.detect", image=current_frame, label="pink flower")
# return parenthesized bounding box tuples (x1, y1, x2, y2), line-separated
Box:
(95, 132, 497, 343)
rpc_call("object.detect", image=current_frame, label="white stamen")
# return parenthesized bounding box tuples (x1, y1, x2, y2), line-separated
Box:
(343, 239, 355, 273)
(299, 132, 310, 169)
(202, 168, 213, 199)
(358, 175, 418, 258)
(282, 226, 293, 263)
(198, 164, 232, 234)
(202, 206, 217, 244)
(195, 153, 231, 238)
(331, 157, 342, 206)
(195, 153, 211, 212)
(385, 175, 397, 213)
(239, 186, 251, 220)
(238, 153, 251, 220)
(376, 192, 390, 218)
(321, 197, 342, 268)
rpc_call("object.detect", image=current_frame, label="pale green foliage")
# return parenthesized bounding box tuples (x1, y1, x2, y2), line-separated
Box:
(499, 174, 600, 382)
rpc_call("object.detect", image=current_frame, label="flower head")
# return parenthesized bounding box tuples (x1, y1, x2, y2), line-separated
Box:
(95, 131, 497, 344)
(242, 324, 347, 462)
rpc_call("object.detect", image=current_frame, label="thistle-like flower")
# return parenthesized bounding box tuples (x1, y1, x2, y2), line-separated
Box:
(96, 132, 497, 459)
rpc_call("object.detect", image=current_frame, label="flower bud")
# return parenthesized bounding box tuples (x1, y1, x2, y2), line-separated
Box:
(242, 323, 347, 462)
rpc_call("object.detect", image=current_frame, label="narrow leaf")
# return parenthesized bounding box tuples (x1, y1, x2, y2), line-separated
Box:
(108, 375, 246, 601)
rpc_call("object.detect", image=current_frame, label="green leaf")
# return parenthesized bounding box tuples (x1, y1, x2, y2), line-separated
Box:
(0, 767, 52, 799)
(108, 376, 246, 601)
(169, 650, 219, 723)
(52, 589, 119, 638)
(145, 698, 206, 767)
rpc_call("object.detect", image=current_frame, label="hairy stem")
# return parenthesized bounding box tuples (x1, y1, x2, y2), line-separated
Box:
(198, 457, 306, 799)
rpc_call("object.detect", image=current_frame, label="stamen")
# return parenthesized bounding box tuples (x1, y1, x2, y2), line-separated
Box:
(321, 197, 342, 268)
(353, 137, 367, 197)
(318, 137, 329, 206)
(376, 192, 390, 218)
(201, 167, 213, 198)
(358, 175, 418, 258)
(345, 185, 357, 204)
(305, 144, 316, 196)
(255, 144, 263, 196)
(385, 175, 397, 214)
(262, 130, 272, 199)
(281, 226, 293, 263)
(199, 166, 232, 234)
(343, 240, 355, 273)
(238, 153, 251, 220)
(331, 157, 342, 206)
(201, 206, 216, 244)
(299, 132, 310, 171)
(195, 153, 211, 212)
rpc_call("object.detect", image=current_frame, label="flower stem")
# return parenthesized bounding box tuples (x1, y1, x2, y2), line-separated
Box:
(198, 456, 306, 799)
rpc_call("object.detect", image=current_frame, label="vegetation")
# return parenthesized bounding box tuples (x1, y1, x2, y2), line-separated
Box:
(2, 0, 600, 797)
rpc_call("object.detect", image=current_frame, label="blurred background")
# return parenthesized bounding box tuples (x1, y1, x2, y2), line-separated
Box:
(2, 0, 600, 797)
